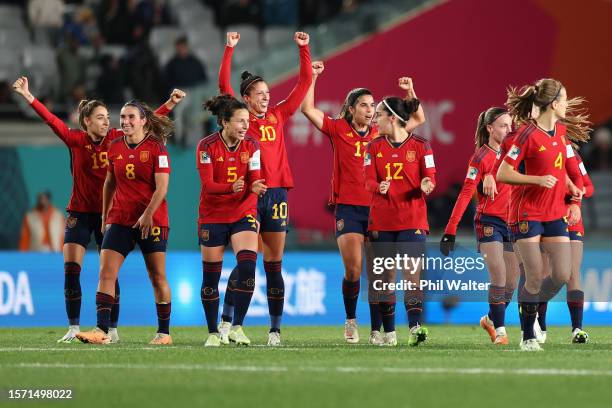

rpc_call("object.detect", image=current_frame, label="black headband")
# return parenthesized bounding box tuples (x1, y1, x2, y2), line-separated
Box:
(240, 76, 264, 96)
(486, 109, 508, 125)
(123, 100, 146, 117)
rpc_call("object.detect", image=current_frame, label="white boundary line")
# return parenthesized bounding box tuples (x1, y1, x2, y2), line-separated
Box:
(1, 363, 612, 377)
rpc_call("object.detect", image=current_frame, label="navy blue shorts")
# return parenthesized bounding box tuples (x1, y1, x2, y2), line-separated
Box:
(369, 229, 427, 258)
(511, 218, 569, 240)
(475, 214, 513, 252)
(257, 187, 289, 233)
(101, 224, 169, 257)
(64, 211, 104, 248)
(335, 204, 369, 238)
(569, 230, 584, 241)
(199, 215, 258, 247)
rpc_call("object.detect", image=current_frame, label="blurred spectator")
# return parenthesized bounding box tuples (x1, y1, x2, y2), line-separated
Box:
(19, 191, 65, 252)
(585, 125, 612, 170)
(95, 54, 125, 104)
(97, 0, 131, 45)
(123, 24, 162, 104)
(57, 34, 87, 103)
(215, 0, 263, 28)
(164, 37, 208, 146)
(28, 0, 65, 46)
(63, 6, 101, 46)
(164, 36, 208, 91)
(299, 0, 343, 26)
(68, 85, 87, 126)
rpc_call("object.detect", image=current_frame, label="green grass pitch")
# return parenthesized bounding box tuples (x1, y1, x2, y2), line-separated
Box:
(1, 325, 611, 408)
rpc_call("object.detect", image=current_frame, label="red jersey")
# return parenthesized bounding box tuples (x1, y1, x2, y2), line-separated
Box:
(321, 116, 379, 206)
(503, 122, 583, 222)
(444, 144, 510, 235)
(364, 135, 436, 231)
(218, 44, 312, 188)
(196, 133, 261, 223)
(497, 132, 520, 225)
(30, 99, 170, 213)
(106, 136, 171, 227)
(567, 151, 594, 235)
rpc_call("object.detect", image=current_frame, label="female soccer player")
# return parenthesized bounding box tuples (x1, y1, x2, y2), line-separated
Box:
(364, 84, 429, 347)
(441, 107, 519, 345)
(12, 76, 183, 343)
(497, 78, 589, 351)
(197, 94, 266, 347)
(300, 60, 378, 344)
(218, 31, 312, 346)
(76, 100, 175, 345)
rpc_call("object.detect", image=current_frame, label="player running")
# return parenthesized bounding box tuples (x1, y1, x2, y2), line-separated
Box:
(497, 78, 590, 351)
(11, 76, 183, 343)
(441, 107, 519, 345)
(364, 82, 429, 346)
(300, 60, 380, 344)
(217, 30, 312, 346)
(197, 94, 265, 347)
(76, 100, 175, 345)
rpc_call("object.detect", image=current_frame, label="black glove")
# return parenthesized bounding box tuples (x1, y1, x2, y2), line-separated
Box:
(440, 234, 456, 256)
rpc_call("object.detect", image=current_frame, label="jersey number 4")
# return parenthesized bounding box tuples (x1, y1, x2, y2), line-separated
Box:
(554, 152, 563, 170)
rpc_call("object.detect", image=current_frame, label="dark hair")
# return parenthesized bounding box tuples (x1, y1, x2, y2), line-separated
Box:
(175, 36, 187, 46)
(337, 88, 373, 123)
(123, 100, 174, 144)
(379, 96, 420, 126)
(239, 71, 264, 96)
(506, 78, 591, 143)
(475, 107, 508, 148)
(204, 94, 248, 126)
(77, 99, 107, 131)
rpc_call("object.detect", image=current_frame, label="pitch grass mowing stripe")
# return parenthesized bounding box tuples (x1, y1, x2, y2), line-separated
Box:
(4, 362, 612, 377)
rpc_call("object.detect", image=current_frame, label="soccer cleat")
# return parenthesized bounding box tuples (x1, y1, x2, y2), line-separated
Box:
(519, 338, 543, 351)
(267, 331, 281, 347)
(369, 330, 384, 346)
(344, 319, 360, 344)
(149, 333, 173, 345)
(571, 328, 589, 344)
(383, 331, 397, 346)
(229, 325, 251, 346)
(57, 325, 80, 343)
(408, 325, 428, 347)
(108, 328, 120, 343)
(479, 315, 496, 343)
(205, 333, 221, 347)
(218, 321, 231, 345)
(534, 316, 546, 344)
(75, 327, 110, 344)
(494, 335, 509, 345)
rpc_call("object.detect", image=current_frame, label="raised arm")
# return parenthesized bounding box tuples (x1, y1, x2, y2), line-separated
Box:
(300, 61, 326, 131)
(13, 76, 74, 144)
(218, 32, 239, 96)
(158, 88, 186, 114)
(275, 32, 313, 119)
(399, 77, 426, 132)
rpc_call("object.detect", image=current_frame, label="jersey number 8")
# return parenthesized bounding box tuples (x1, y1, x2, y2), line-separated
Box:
(125, 163, 136, 180)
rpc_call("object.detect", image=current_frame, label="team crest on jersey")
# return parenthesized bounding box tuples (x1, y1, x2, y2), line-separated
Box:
(267, 113, 278, 124)
(241, 152, 249, 163)
(140, 151, 150, 162)
(66, 216, 77, 228)
(336, 219, 344, 232)
(406, 150, 416, 162)
(483, 226, 494, 237)
(200, 229, 209, 241)
(519, 221, 529, 234)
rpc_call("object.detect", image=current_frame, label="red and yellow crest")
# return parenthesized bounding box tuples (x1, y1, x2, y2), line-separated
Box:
(140, 151, 150, 162)
(519, 221, 529, 234)
(483, 226, 494, 237)
(200, 229, 209, 241)
(66, 216, 77, 228)
(240, 152, 249, 164)
(267, 113, 278, 125)
(336, 219, 344, 232)
(406, 150, 416, 162)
